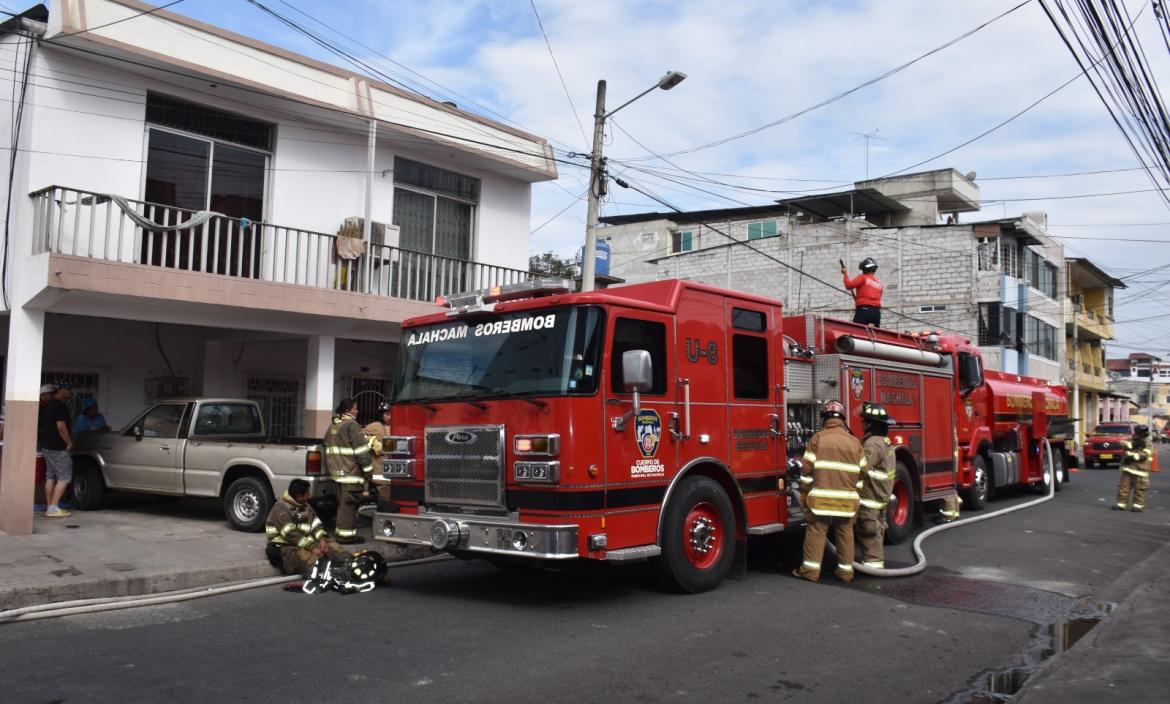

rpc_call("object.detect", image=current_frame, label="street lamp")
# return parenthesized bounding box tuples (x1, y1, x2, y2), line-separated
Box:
(581, 71, 687, 292)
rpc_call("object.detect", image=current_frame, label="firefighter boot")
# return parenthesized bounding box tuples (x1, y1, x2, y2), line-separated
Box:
(833, 518, 855, 583)
(1114, 473, 1135, 511)
(795, 515, 829, 582)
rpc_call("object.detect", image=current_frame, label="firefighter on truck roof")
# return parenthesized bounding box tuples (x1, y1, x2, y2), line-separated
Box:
(841, 257, 884, 327)
(325, 398, 374, 544)
(1114, 425, 1153, 512)
(795, 400, 867, 583)
(856, 402, 896, 569)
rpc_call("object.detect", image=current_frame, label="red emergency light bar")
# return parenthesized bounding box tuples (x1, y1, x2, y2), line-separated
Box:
(437, 278, 574, 313)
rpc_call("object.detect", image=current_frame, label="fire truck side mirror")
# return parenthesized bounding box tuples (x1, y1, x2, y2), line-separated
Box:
(958, 352, 984, 394)
(622, 350, 653, 395)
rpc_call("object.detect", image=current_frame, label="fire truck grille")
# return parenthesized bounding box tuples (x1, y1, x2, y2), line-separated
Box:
(425, 425, 506, 509)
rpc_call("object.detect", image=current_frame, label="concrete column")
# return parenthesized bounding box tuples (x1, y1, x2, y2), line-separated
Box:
(304, 335, 335, 438)
(1, 308, 46, 535)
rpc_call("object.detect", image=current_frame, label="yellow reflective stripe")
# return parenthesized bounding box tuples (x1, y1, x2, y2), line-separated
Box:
(859, 456, 868, 467)
(1134, 503, 1144, 509)
(1115, 502, 1127, 508)
(336, 528, 358, 537)
(802, 452, 817, 463)
(940, 510, 960, 518)
(862, 561, 884, 568)
(1122, 467, 1149, 478)
(332, 475, 365, 484)
(802, 560, 821, 570)
(866, 469, 892, 481)
(814, 460, 862, 474)
(325, 446, 357, 455)
(269, 537, 288, 546)
(296, 536, 315, 549)
(808, 488, 860, 499)
(810, 508, 857, 517)
(855, 481, 864, 489)
(313, 528, 327, 540)
(837, 564, 854, 573)
(265, 526, 278, 536)
(860, 498, 887, 509)
(798, 475, 814, 484)
(309, 518, 322, 531)
(280, 523, 297, 537)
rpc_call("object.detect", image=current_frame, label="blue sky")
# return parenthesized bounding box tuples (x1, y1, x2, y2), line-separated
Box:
(169, 0, 1168, 357)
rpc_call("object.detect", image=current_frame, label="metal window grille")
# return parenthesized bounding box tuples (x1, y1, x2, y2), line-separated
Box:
(349, 376, 390, 426)
(245, 376, 302, 439)
(41, 370, 101, 417)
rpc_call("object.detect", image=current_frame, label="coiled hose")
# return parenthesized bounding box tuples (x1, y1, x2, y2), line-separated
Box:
(830, 438, 1057, 577)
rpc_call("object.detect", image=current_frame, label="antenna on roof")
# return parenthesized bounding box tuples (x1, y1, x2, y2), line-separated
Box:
(847, 129, 887, 180)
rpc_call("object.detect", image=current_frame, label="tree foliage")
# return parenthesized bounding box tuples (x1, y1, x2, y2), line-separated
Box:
(529, 250, 579, 279)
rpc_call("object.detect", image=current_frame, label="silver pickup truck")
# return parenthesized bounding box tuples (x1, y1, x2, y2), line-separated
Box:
(70, 398, 334, 532)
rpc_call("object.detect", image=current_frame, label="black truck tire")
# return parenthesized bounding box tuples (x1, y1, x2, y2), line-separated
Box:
(223, 476, 274, 533)
(884, 462, 915, 545)
(69, 460, 105, 510)
(654, 476, 736, 593)
(961, 455, 990, 511)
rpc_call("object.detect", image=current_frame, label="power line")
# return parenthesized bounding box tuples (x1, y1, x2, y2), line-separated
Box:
(49, 0, 186, 39)
(529, 0, 589, 149)
(530, 189, 587, 236)
(619, 0, 1033, 162)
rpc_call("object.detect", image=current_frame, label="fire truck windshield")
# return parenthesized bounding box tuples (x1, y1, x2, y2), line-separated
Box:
(392, 306, 604, 403)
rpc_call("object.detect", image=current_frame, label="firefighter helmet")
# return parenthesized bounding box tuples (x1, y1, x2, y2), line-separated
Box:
(821, 400, 846, 420)
(344, 550, 387, 585)
(377, 400, 392, 414)
(859, 257, 878, 273)
(1135, 425, 1150, 437)
(861, 401, 893, 425)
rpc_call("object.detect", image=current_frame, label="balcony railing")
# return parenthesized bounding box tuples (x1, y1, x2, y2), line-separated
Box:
(30, 186, 528, 303)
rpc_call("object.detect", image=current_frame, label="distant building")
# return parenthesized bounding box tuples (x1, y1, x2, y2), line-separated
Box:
(601, 168, 1068, 383)
(1064, 258, 1125, 442)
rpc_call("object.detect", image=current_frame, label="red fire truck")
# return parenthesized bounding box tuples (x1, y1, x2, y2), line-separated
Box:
(374, 279, 1070, 592)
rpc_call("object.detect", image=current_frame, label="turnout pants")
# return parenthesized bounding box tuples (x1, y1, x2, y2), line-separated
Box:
(798, 513, 855, 582)
(855, 507, 886, 568)
(1116, 472, 1150, 510)
(336, 484, 365, 540)
(274, 542, 350, 577)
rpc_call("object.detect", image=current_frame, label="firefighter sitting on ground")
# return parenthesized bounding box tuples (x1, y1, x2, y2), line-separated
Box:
(1114, 425, 1153, 512)
(325, 397, 375, 544)
(856, 402, 896, 569)
(795, 400, 867, 583)
(363, 401, 395, 511)
(265, 478, 351, 576)
(842, 257, 884, 327)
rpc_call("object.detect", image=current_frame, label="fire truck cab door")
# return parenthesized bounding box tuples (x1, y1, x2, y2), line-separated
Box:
(605, 313, 678, 545)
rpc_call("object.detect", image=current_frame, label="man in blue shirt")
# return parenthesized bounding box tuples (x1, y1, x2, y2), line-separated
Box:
(72, 398, 109, 433)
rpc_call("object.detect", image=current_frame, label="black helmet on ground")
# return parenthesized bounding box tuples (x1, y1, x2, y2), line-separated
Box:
(859, 257, 878, 273)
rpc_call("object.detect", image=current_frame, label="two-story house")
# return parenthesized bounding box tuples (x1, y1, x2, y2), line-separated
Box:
(0, 0, 556, 534)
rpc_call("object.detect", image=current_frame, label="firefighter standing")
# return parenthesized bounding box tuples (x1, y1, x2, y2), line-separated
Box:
(363, 401, 394, 510)
(795, 400, 867, 583)
(325, 398, 374, 543)
(842, 257, 884, 327)
(856, 402, 896, 569)
(1114, 426, 1153, 512)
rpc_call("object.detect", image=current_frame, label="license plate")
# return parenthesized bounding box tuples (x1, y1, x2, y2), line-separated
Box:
(1099, 454, 1113, 459)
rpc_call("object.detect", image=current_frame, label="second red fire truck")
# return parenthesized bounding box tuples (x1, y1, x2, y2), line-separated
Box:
(374, 278, 1071, 592)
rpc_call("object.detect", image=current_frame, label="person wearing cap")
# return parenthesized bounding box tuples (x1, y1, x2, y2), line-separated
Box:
(795, 400, 867, 583)
(1114, 426, 1154, 512)
(841, 257, 884, 327)
(362, 401, 394, 510)
(72, 398, 110, 434)
(36, 381, 74, 517)
(855, 402, 896, 569)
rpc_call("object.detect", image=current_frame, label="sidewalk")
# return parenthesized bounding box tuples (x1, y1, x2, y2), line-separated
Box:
(0, 494, 418, 611)
(1014, 538, 1170, 703)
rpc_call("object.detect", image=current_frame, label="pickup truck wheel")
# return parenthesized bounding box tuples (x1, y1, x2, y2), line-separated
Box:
(884, 462, 914, 545)
(654, 476, 735, 593)
(224, 477, 273, 533)
(961, 455, 989, 511)
(69, 461, 105, 510)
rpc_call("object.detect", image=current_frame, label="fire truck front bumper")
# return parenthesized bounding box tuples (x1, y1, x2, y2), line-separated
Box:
(372, 511, 580, 560)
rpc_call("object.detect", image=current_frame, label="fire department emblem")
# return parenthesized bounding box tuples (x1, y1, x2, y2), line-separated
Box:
(965, 399, 974, 421)
(635, 410, 661, 458)
(850, 370, 865, 401)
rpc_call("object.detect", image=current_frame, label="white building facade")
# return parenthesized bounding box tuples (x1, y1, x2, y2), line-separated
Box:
(0, 0, 556, 534)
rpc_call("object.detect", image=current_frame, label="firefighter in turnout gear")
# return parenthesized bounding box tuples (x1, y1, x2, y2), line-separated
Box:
(326, 398, 374, 543)
(1114, 426, 1153, 512)
(264, 479, 351, 576)
(856, 402, 896, 569)
(842, 257, 884, 327)
(795, 400, 867, 583)
(363, 401, 394, 510)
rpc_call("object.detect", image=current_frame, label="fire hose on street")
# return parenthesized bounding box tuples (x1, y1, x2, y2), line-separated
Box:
(829, 438, 1057, 577)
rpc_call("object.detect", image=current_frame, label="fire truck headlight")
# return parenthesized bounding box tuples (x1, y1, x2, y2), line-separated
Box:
(514, 461, 560, 483)
(514, 434, 560, 456)
(381, 519, 395, 538)
(383, 459, 416, 478)
(512, 530, 528, 551)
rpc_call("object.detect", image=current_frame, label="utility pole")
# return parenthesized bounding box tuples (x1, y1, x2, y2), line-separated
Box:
(581, 80, 607, 293)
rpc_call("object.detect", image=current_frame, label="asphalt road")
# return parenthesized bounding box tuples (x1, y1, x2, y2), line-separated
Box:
(2, 460, 1166, 704)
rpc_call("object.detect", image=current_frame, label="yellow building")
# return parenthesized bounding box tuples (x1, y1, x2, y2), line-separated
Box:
(1065, 258, 1125, 443)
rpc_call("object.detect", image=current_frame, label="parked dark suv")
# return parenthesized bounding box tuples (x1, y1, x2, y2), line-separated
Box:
(1084, 422, 1139, 468)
